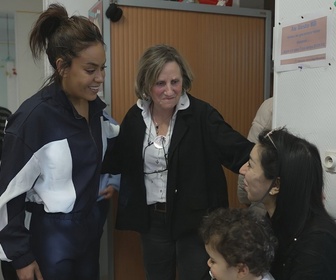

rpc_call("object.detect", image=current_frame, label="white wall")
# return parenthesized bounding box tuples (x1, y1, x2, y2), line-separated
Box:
(0, 0, 42, 13)
(0, 15, 15, 107)
(15, 11, 44, 110)
(273, 0, 336, 217)
(0, 0, 44, 112)
(44, 0, 99, 17)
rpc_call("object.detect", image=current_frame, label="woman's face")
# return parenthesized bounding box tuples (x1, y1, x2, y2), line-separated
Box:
(150, 61, 183, 111)
(205, 244, 238, 280)
(61, 43, 106, 102)
(239, 144, 274, 203)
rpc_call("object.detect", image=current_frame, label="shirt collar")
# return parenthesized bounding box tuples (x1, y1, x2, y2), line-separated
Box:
(136, 93, 190, 117)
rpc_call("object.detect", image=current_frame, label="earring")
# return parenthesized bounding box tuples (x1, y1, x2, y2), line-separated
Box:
(269, 186, 280, 195)
(142, 93, 150, 101)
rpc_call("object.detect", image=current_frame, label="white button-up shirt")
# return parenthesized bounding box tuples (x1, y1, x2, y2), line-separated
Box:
(137, 94, 189, 205)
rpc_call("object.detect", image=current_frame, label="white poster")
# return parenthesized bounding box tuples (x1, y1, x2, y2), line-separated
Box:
(274, 7, 333, 72)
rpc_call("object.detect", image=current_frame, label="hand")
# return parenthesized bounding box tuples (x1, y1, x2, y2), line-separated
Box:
(99, 185, 116, 200)
(16, 261, 43, 280)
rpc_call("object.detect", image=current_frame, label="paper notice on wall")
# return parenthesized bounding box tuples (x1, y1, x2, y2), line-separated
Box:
(274, 8, 333, 72)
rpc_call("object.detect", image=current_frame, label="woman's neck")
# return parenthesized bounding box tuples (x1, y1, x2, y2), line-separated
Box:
(263, 199, 276, 218)
(151, 103, 174, 122)
(151, 103, 174, 135)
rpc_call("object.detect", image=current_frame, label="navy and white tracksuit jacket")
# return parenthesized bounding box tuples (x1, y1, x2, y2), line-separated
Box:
(0, 82, 119, 269)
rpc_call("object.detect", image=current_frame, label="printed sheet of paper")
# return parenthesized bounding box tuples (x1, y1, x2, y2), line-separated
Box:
(274, 8, 333, 72)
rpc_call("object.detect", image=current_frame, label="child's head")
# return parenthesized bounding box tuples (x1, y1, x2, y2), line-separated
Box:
(200, 208, 277, 280)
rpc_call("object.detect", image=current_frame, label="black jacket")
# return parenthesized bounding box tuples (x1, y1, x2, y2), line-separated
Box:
(105, 94, 254, 238)
(271, 215, 336, 280)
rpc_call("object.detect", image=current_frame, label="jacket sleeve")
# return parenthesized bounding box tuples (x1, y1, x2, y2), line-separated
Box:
(101, 110, 120, 175)
(205, 104, 254, 173)
(0, 133, 39, 269)
(101, 106, 139, 175)
(98, 173, 121, 200)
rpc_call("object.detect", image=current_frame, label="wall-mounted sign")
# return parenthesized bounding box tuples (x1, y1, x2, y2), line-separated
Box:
(274, 8, 333, 72)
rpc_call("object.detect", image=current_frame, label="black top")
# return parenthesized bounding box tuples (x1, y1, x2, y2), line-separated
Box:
(271, 215, 336, 280)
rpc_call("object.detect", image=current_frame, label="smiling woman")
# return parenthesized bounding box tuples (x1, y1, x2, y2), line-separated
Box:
(0, 3, 118, 280)
(239, 128, 336, 280)
(60, 43, 106, 120)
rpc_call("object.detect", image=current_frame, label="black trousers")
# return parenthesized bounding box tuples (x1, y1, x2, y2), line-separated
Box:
(140, 209, 211, 280)
(1, 261, 17, 280)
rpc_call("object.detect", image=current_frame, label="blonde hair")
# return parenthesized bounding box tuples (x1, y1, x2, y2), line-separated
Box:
(135, 44, 194, 100)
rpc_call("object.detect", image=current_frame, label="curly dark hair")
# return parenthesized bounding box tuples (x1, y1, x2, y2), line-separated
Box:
(200, 208, 277, 277)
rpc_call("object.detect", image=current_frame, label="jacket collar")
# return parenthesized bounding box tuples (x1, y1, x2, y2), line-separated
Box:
(41, 82, 106, 119)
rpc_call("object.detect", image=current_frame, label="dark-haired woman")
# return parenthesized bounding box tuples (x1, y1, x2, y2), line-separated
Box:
(0, 4, 117, 280)
(240, 127, 336, 279)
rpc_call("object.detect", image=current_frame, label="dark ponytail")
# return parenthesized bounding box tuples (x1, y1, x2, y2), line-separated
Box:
(29, 4, 104, 85)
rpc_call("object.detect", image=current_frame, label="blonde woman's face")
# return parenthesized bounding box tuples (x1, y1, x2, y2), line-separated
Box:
(150, 61, 183, 111)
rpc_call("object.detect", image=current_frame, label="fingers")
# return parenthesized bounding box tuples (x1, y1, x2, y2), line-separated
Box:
(16, 261, 43, 280)
(99, 185, 115, 199)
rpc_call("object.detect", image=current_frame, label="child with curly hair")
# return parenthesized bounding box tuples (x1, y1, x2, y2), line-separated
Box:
(200, 208, 277, 280)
